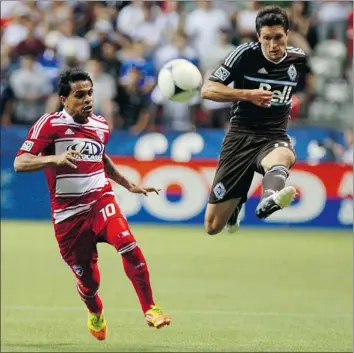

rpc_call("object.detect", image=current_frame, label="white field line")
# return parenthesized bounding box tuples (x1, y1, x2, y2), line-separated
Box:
(3, 305, 351, 318)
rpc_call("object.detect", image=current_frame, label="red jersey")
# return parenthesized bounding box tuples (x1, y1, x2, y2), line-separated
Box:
(16, 110, 114, 224)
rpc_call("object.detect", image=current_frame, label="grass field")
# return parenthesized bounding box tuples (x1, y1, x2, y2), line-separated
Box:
(1, 221, 352, 352)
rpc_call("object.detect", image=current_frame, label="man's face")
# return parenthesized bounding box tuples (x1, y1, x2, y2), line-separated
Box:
(258, 25, 288, 62)
(61, 80, 94, 120)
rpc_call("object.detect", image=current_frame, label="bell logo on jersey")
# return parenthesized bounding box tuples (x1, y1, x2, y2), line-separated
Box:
(259, 83, 292, 105)
(67, 140, 103, 161)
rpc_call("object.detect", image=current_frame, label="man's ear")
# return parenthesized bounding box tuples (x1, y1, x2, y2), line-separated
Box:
(60, 96, 67, 107)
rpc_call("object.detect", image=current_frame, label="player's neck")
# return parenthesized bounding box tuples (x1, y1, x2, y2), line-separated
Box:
(73, 116, 89, 124)
(261, 46, 287, 64)
(63, 108, 89, 124)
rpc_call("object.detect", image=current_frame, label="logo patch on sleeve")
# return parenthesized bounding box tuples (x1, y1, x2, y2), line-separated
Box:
(20, 141, 34, 152)
(213, 66, 231, 82)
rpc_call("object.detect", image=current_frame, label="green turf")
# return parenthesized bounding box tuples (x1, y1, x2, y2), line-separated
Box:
(1, 221, 352, 352)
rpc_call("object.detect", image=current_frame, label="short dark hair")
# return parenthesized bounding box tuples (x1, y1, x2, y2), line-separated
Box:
(57, 68, 93, 97)
(255, 6, 289, 34)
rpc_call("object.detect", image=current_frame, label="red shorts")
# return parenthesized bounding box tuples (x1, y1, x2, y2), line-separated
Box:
(54, 194, 135, 268)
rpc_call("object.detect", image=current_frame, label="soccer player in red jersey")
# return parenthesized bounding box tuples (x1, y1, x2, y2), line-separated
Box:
(14, 69, 171, 340)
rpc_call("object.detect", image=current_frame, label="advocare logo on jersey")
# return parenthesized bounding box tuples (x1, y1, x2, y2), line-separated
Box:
(259, 82, 292, 106)
(67, 140, 103, 161)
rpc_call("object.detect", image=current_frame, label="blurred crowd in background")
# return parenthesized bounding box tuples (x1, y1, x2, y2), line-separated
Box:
(0, 0, 353, 157)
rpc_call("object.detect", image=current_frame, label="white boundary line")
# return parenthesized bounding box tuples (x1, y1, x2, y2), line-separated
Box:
(3, 305, 351, 318)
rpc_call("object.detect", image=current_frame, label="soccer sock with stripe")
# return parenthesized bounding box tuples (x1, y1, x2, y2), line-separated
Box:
(77, 284, 104, 314)
(120, 243, 155, 313)
(261, 165, 289, 199)
(76, 262, 103, 314)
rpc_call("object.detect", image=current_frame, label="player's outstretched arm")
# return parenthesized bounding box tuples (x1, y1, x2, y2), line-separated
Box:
(201, 80, 272, 107)
(14, 151, 81, 172)
(201, 80, 250, 102)
(103, 154, 160, 196)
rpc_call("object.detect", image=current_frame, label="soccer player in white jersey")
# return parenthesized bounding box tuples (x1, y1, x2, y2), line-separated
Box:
(14, 69, 171, 340)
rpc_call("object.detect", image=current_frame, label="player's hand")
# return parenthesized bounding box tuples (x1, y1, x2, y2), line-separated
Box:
(248, 89, 273, 108)
(129, 185, 161, 196)
(53, 151, 82, 169)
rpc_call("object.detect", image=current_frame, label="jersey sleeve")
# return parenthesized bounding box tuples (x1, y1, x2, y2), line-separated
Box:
(209, 44, 249, 86)
(16, 115, 54, 157)
(302, 55, 312, 76)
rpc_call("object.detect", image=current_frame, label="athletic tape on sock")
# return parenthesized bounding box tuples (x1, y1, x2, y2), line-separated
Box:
(267, 165, 289, 178)
(77, 283, 98, 299)
(119, 242, 137, 255)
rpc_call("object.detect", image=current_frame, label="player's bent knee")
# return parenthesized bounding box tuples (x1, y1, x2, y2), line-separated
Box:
(276, 151, 294, 167)
(262, 148, 295, 171)
(77, 280, 100, 297)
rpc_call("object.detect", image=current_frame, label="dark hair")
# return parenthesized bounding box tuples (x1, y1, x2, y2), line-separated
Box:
(255, 6, 289, 34)
(57, 68, 93, 97)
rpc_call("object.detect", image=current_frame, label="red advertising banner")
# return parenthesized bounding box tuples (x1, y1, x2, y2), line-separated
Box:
(111, 157, 352, 228)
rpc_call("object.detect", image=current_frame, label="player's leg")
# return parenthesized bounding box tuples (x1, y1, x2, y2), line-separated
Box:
(96, 199, 171, 329)
(205, 197, 244, 235)
(205, 133, 255, 235)
(255, 143, 297, 219)
(73, 257, 107, 341)
(56, 219, 107, 341)
(225, 197, 245, 233)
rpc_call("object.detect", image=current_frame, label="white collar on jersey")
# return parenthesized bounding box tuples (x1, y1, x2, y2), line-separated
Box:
(62, 109, 75, 122)
(261, 45, 288, 65)
(62, 109, 91, 124)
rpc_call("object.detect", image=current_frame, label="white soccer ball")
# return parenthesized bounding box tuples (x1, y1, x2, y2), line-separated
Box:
(157, 59, 202, 103)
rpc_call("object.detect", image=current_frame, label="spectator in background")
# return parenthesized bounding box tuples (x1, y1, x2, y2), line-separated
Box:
(1, 6, 33, 50)
(36, 35, 64, 114)
(38, 35, 62, 90)
(119, 40, 156, 95)
(154, 30, 199, 71)
(14, 17, 45, 58)
(347, 6, 353, 61)
(129, 3, 162, 52)
(155, 1, 184, 45)
(85, 19, 115, 59)
(201, 27, 236, 72)
(116, 67, 152, 135)
(235, 1, 263, 43)
(326, 129, 353, 165)
(37, 0, 74, 28)
(85, 58, 116, 129)
(7, 53, 52, 125)
(288, 1, 312, 55)
(185, 1, 230, 58)
(99, 40, 121, 80)
(50, 17, 90, 67)
(116, 0, 145, 37)
(316, 0, 351, 44)
(150, 85, 200, 132)
(0, 53, 15, 127)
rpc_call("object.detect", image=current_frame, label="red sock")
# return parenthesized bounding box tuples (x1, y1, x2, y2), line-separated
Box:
(120, 244, 155, 313)
(77, 283, 103, 314)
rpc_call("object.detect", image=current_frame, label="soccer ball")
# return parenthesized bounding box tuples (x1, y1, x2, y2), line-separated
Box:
(157, 59, 203, 103)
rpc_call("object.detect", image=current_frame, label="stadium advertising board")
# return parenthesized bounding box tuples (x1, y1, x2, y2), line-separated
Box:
(2, 127, 345, 162)
(1, 126, 352, 228)
(3, 155, 351, 228)
(110, 158, 352, 229)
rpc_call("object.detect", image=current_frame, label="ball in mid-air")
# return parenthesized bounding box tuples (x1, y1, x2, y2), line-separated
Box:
(157, 59, 203, 103)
